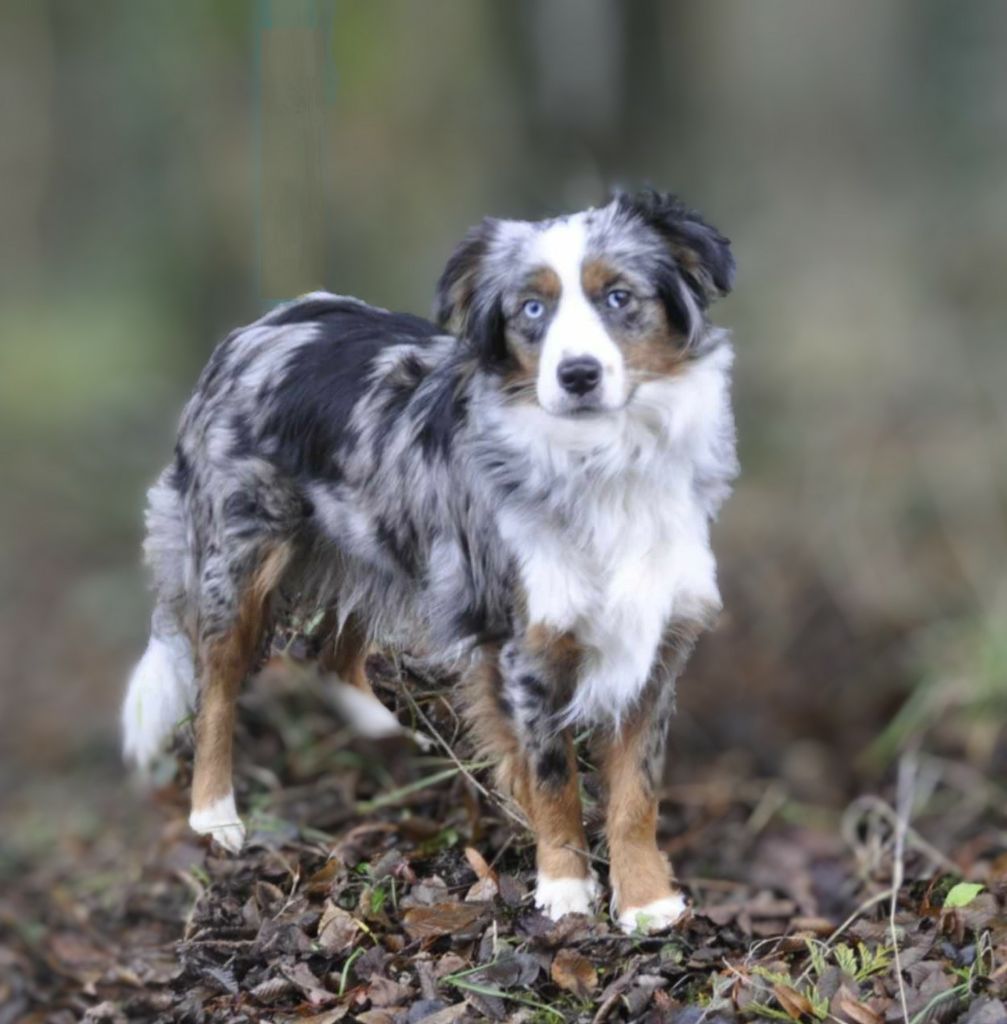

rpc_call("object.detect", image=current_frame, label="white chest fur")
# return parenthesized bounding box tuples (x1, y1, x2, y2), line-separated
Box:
(502, 460, 719, 725)
(491, 347, 735, 727)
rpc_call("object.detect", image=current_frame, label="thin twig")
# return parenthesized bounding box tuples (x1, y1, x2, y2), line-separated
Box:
(890, 752, 917, 1024)
(397, 681, 531, 831)
(843, 793, 957, 873)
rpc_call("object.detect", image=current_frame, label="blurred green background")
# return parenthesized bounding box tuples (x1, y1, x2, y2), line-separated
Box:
(1, 0, 1005, 814)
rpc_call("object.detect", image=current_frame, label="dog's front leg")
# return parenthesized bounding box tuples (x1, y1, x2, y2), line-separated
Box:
(513, 726, 598, 918)
(503, 628, 598, 917)
(598, 680, 687, 933)
(465, 630, 597, 919)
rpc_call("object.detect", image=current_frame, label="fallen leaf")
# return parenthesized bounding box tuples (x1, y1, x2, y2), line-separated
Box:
(403, 902, 489, 940)
(478, 952, 541, 990)
(465, 846, 495, 881)
(282, 961, 336, 1006)
(366, 976, 413, 1007)
(773, 984, 815, 1021)
(317, 900, 361, 954)
(298, 1010, 349, 1024)
(944, 882, 984, 909)
(354, 1011, 397, 1024)
(465, 875, 499, 902)
(250, 976, 294, 1003)
(551, 948, 598, 998)
(835, 992, 883, 1024)
(433, 953, 469, 979)
(411, 1004, 469, 1024)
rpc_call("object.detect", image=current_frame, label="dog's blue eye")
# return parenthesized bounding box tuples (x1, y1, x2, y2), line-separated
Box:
(522, 299, 546, 320)
(606, 289, 631, 310)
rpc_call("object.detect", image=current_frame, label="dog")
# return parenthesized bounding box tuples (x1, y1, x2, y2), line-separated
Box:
(122, 190, 737, 934)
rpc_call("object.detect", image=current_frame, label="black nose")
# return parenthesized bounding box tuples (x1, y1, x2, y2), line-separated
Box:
(557, 356, 602, 396)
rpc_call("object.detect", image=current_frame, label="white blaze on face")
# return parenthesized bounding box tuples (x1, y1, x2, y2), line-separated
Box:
(532, 217, 626, 415)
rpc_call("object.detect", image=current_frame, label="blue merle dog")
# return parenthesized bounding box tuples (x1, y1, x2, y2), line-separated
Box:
(123, 191, 737, 933)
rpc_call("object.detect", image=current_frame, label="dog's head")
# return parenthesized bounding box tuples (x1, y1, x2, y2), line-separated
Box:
(435, 191, 734, 417)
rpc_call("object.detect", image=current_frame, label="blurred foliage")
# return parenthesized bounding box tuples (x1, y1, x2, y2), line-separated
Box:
(1, 0, 1005, 791)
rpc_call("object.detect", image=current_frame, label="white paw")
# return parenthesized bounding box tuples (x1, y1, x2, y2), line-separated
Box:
(189, 792, 246, 854)
(616, 893, 689, 934)
(328, 681, 404, 739)
(534, 874, 599, 920)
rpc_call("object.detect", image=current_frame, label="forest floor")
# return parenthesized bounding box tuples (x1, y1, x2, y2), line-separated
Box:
(2, 652, 1005, 1024)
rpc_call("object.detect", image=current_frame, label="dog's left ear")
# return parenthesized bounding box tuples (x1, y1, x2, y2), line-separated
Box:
(434, 219, 508, 364)
(617, 190, 735, 311)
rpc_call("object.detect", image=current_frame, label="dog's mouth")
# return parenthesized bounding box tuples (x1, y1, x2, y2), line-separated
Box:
(544, 396, 626, 419)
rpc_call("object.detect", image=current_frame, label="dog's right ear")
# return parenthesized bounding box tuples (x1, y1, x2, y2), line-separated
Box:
(434, 218, 497, 335)
(434, 219, 509, 365)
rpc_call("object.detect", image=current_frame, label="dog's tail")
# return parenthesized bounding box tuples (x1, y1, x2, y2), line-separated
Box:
(122, 467, 198, 771)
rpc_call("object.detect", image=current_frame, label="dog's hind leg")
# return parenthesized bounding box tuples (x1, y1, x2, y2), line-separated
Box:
(318, 613, 407, 740)
(189, 542, 291, 853)
(319, 612, 373, 694)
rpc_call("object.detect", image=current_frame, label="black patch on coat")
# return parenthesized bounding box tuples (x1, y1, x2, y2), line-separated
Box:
(519, 673, 548, 701)
(229, 414, 257, 460)
(414, 372, 468, 458)
(262, 303, 443, 480)
(453, 604, 489, 639)
(222, 490, 276, 540)
(375, 517, 420, 578)
(469, 296, 510, 369)
(652, 260, 695, 338)
(616, 189, 735, 313)
(535, 745, 569, 787)
(171, 445, 192, 495)
(372, 355, 428, 449)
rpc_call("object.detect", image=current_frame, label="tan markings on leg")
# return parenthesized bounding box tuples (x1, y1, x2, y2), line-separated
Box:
(525, 623, 581, 682)
(460, 647, 594, 917)
(600, 707, 685, 932)
(512, 732, 591, 882)
(458, 644, 522, 794)
(467, 634, 590, 868)
(190, 543, 290, 850)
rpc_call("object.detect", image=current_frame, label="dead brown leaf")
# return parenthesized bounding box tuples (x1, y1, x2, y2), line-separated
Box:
(835, 992, 883, 1024)
(464, 846, 495, 881)
(773, 983, 815, 1020)
(282, 961, 336, 1006)
(354, 1011, 398, 1024)
(552, 948, 599, 999)
(366, 975, 413, 1007)
(317, 899, 361, 954)
(297, 1009, 350, 1024)
(402, 902, 489, 940)
(465, 875, 500, 902)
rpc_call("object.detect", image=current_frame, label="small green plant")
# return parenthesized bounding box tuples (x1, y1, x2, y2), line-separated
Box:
(943, 882, 983, 908)
(748, 940, 894, 1021)
(832, 941, 893, 982)
(368, 881, 388, 915)
(751, 965, 829, 1022)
